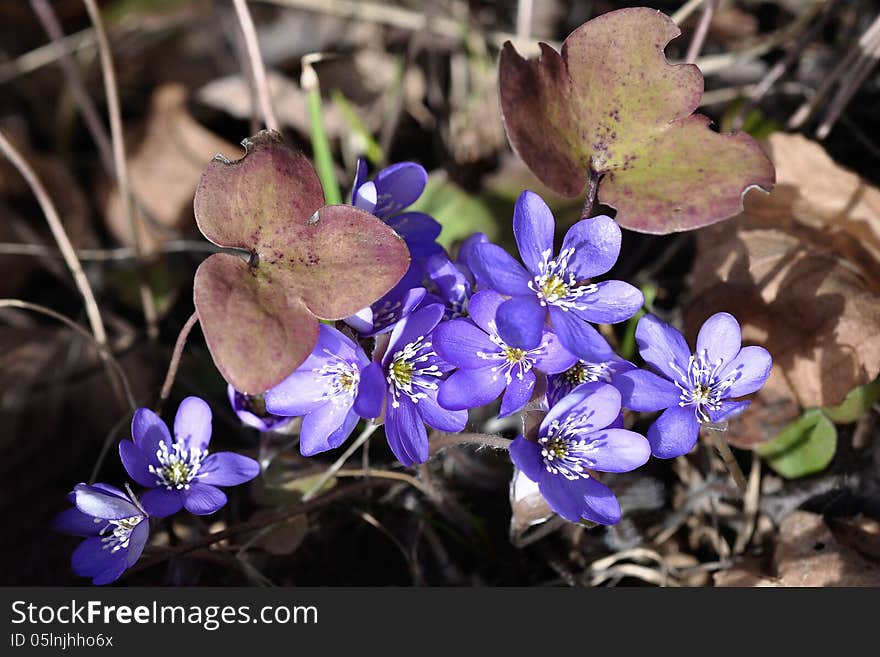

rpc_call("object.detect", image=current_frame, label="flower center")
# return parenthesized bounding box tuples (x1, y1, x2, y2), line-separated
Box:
(150, 440, 205, 490)
(670, 350, 736, 423)
(314, 350, 361, 405)
(387, 335, 442, 407)
(476, 321, 546, 385)
(537, 413, 603, 480)
(100, 515, 144, 553)
(504, 347, 526, 363)
(528, 248, 597, 311)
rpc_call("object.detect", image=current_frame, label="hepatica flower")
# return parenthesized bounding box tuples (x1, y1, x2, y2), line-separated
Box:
(265, 324, 384, 455)
(509, 382, 650, 525)
(470, 190, 643, 361)
(381, 303, 467, 466)
(618, 312, 772, 458)
(352, 159, 442, 259)
(52, 484, 149, 585)
(228, 385, 293, 432)
(434, 289, 576, 416)
(345, 264, 427, 336)
(546, 340, 635, 407)
(120, 397, 260, 517)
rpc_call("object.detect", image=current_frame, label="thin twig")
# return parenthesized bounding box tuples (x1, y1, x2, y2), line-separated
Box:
(0, 130, 107, 346)
(82, 0, 159, 340)
(232, 0, 279, 132)
(0, 239, 221, 261)
(0, 299, 135, 411)
(156, 311, 199, 413)
(124, 481, 381, 575)
(705, 429, 747, 494)
(685, 0, 717, 64)
(0, 27, 94, 84)
(30, 0, 113, 173)
(336, 468, 434, 498)
(672, 0, 705, 26)
(816, 30, 880, 139)
(301, 422, 380, 501)
(429, 432, 512, 455)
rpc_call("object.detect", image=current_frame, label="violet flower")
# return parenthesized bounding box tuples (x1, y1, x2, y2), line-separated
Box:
(52, 483, 149, 585)
(422, 252, 472, 319)
(119, 397, 259, 518)
(344, 264, 427, 336)
(265, 324, 384, 455)
(509, 382, 650, 525)
(228, 385, 293, 432)
(470, 190, 643, 360)
(352, 159, 442, 259)
(380, 303, 467, 465)
(545, 337, 635, 407)
(433, 290, 576, 416)
(617, 312, 772, 458)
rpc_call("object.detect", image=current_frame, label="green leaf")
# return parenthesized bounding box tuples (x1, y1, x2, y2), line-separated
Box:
(821, 378, 880, 424)
(756, 409, 837, 479)
(193, 130, 410, 393)
(409, 175, 499, 249)
(498, 7, 775, 234)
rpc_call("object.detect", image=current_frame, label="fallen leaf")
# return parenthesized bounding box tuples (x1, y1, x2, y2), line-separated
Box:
(193, 130, 410, 393)
(101, 84, 237, 254)
(498, 7, 774, 233)
(686, 133, 880, 449)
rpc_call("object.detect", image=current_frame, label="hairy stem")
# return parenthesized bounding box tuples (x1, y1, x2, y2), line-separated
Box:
(156, 311, 200, 413)
(232, 0, 280, 132)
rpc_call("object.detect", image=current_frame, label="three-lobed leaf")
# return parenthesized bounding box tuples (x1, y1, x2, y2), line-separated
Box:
(193, 130, 410, 393)
(498, 7, 775, 233)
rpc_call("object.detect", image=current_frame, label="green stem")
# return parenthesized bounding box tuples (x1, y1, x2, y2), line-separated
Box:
(302, 57, 342, 204)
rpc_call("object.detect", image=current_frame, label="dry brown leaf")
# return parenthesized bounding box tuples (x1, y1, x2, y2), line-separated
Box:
(100, 83, 236, 254)
(686, 133, 880, 448)
(715, 512, 880, 587)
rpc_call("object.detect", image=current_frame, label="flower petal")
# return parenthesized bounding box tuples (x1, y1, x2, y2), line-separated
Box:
(499, 368, 536, 417)
(634, 313, 691, 382)
(542, 381, 621, 434)
(385, 399, 428, 466)
(299, 401, 357, 456)
(353, 179, 378, 213)
(131, 407, 171, 456)
(124, 520, 150, 567)
(52, 508, 102, 537)
(139, 487, 183, 518)
(469, 243, 532, 296)
(584, 428, 651, 473)
(438, 367, 506, 410)
(548, 306, 614, 361)
(647, 405, 700, 458)
(198, 452, 260, 486)
(264, 368, 328, 417)
(709, 400, 751, 423)
(387, 212, 442, 255)
(496, 295, 546, 350)
(616, 368, 680, 412)
(513, 190, 555, 274)
(71, 536, 126, 583)
(560, 214, 621, 280)
(385, 303, 444, 361)
(532, 330, 578, 374)
(119, 440, 157, 488)
(696, 312, 741, 366)
(574, 280, 643, 324)
(466, 289, 505, 334)
(173, 396, 212, 453)
(351, 158, 369, 203)
(456, 232, 488, 281)
(540, 474, 621, 525)
(720, 346, 772, 398)
(182, 482, 227, 515)
(433, 319, 496, 368)
(509, 436, 546, 482)
(372, 161, 427, 216)
(419, 390, 468, 432)
(354, 361, 386, 419)
(73, 484, 140, 520)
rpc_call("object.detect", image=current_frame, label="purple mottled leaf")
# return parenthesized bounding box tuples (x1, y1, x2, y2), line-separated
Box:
(193, 131, 410, 393)
(499, 7, 775, 233)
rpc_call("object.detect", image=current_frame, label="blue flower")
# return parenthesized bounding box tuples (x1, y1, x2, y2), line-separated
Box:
(422, 252, 472, 319)
(469, 190, 643, 360)
(52, 483, 149, 585)
(119, 397, 260, 518)
(509, 382, 650, 525)
(433, 290, 576, 416)
(344, 264, 427, 336)
(227, 385, 293, 432)
(352, 159, 442, 259)
(380, 303, 467, 465)
(265, 324, 384, 455)
(616, 312, 772, 458)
